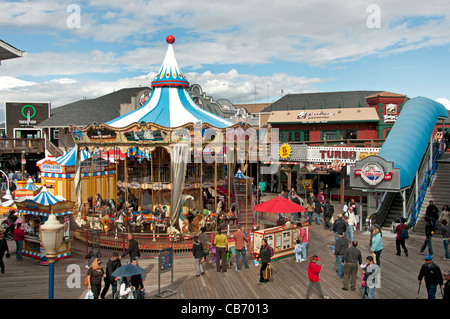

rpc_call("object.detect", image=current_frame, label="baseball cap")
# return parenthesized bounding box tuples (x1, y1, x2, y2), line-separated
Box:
(424, 255, 433, 260)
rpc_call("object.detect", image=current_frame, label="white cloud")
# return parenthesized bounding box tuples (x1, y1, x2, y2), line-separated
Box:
(436, 98, 450, 110)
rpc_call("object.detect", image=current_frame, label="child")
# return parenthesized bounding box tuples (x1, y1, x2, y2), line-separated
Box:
(361, 264, 368, 299)
(294, 239, 303, 263)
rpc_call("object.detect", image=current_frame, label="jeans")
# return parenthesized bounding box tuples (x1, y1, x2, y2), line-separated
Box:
(15, 240, 22, 260)
(420, 236, 433, 256)
(367, 286, 376, 299)
(235, 248, 249, 270)
(0, 182, 6, 191)
(347, 225, 354, 243)
(336, 255, 344, 278)
(101, 278, 118, 299)
(361, 286, 367, 299)
(443, 238, 449, 259)
(308, 211, 314, 225)
(301, 242, 308, 260)
(314, 213, 321, 225)
(374, 250, 382, 267)
(293, 213, 298, 223)
(396, 238, 408, 256)
(426, 284, 437, 299)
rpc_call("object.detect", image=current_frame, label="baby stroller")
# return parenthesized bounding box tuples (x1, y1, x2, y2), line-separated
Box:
(0, 211, 17, 241)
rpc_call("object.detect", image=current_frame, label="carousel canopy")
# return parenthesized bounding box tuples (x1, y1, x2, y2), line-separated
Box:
(55, 147, 91, 166)
(106, 35, 234, 129)
(234, 169, 247, 179)
(20, 178, 40, 191)
(33, 186, 60, 206)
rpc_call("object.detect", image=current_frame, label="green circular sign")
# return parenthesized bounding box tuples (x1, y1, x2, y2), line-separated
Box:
(21, 104, 36, 119)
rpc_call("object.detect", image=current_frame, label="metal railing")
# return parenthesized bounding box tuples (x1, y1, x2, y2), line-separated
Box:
(0, 138, 45, 154)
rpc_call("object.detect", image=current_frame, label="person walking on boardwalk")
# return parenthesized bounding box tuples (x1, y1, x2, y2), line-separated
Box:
(441, 219, 449, 260)
(192, 235, 204, 277)
(443, 270, 450, 300)
(370, 228, 383, 266)
(418, 255, 444, 299)
(213, 228, 228, 273)
(333, 214, 347, 243)
(365, 255, 380, 299)
(198, 226, 209, 264)
(233, 226, 249, 271)
(0, 230, 10, 274)
(305, 255, 329, 299)
(323, 200, 334, 231)
(87, 258, 106, 299)
(13, 223, 26, 261)
(334, 232, 348, 279)
(394, 218, 409, 257)
(342, 240, 362, 291)
(257, 238, 271, 285)
(101, 252, 121, 299)
(121, 233, 141, 262)
(420, 217, 434, 257)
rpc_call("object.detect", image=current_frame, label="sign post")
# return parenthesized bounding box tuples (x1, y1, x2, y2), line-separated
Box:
(155, 247, 177, 298)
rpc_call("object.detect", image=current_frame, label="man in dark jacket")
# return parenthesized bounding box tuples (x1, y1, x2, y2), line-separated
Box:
(257, 238, 271, 285)
(334, 232, 348, 279)
(425, 200, 439, 227)
(101, 252, 121, 299)
(420, 217, 434, 256)
(342, 240, 362, 291)
(418, 255, 444, 299)
(121, 233, 141, 261)
(333, 214, 347, 242)
(323, 200, 334, 231)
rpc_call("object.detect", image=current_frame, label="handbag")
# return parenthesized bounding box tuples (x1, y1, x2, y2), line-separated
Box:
(5, 252, 10, 259)
(83, 274, 89, 287)
(263, 264, 272, 280)
(202, 248, 209, 257)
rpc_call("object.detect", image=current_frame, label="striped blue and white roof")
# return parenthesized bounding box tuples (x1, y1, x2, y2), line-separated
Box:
(106, 36, 234, 129)
(20, 178, 40, 191)
(55, 147, 91, 166)
(234, 169, 247, 179)
(33, 186, 60, 206)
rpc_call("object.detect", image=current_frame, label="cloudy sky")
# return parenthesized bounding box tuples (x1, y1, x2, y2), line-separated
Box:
(1, 0, 450, 123)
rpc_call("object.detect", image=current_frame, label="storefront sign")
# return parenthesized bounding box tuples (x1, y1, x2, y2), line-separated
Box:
(279, 143, 292, 159)
(349, 155, 399, 191)
(40, 164, 63, 174)
(296, 111, 336, 120)
(284, 145, 380, 163)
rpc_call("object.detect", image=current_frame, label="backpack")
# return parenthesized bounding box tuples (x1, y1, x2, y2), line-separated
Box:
(268, 245, 274, 257)
(400, 224, 409, 239)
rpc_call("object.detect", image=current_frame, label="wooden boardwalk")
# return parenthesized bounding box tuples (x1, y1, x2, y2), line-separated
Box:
(0, 217, 447, 301)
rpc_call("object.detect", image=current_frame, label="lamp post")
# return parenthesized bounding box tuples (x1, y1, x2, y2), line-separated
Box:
(39, 214, 64, 299)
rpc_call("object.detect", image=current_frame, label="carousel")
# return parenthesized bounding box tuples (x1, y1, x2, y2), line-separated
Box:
(68, 35, 260, 239)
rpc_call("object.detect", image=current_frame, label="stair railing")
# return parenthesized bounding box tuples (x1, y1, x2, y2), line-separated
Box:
(409, 139, 444, 228)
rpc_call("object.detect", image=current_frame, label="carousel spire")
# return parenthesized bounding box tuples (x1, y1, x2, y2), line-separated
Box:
(151, 35, 189, 88)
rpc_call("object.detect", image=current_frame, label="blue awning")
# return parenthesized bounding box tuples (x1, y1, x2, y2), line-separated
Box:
(377, 96, 448, 189)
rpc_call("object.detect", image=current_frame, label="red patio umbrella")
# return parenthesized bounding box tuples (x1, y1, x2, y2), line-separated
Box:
(253, 196, 306, 214)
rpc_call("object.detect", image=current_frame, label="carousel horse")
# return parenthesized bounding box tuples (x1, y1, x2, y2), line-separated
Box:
(178, 195, 194, 233)
(114, 209, 126, 232)
(191, 212, 206, 233)
(95, 193, 107, 210)
(101, 213, 113, 231)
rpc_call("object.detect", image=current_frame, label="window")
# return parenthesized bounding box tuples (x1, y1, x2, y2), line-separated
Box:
(280, 130, 310, 142)
(323, 131, 336, 141)
(53, 129, 59, 139)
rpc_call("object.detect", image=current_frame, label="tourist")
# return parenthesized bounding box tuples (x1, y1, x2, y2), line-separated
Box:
(198, 226, 209, 264)
(213, 228, 228, 273)
(342, 240, 362, 291)
(365, 255, 380, 299)
(257, 238, 271, 285)
(288, 187, 296, 200)
(101, 252, 121, 299)
(420, 217, 434, 257)
(13, 223, 26, 261)
(443, 271, 450, 301)
(87, 258, 106, 299)
(323, 200, 334, 231)
(394, 218, 409, 257)
(294, 239, 303, 263)
(233, 226, 249, 271)
(119, 276, 135, 299)
(350, 198, 358, 215)
(130, 259, 145, 298)
(370, 227, 383, 267)
(333, 214, 347, 243)
(192, 235, 204, 277)
(121, 233, 141, 262)
(334, 232, 348, 279)
(441, 219, 449, 260)
(317, 190, 325, 206)
(313, 197, 322, 225)
(344, 206, 357, 242)
(298, 225, 308, 261)
(360, 264, 368, 299)
(305, 255, 328, 299)
(418, 255, 444, 299)
(258, 180, 266, 198)
(343, 200, 349, 215)
(292, 193, 302, 224)
(440, 205, 450, 224)
(306, 197, 315, 226)
(425, 200, 439, 228)
(0, 230, 10, 274)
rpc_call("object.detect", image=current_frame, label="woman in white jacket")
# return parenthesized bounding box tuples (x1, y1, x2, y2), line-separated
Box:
(119, 277, 135, 299)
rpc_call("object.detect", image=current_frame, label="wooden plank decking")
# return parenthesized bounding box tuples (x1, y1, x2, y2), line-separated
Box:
(0, 219, 447, 301)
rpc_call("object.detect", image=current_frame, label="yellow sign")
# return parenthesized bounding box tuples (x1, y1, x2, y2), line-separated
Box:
(279, 143, 292, 159)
